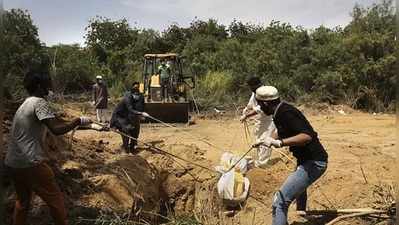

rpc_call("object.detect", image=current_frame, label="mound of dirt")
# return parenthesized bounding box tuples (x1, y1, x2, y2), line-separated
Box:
(85, 174, 133, 209)
(3, 120, 169, 225)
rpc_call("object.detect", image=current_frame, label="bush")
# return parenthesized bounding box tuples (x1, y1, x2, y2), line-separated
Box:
(4, 1, 395, 112)
(194, 71, 236, 109)
(2, 9, 47, 98)
(49, 44, 99, 94)
(313, 71, 346, 104)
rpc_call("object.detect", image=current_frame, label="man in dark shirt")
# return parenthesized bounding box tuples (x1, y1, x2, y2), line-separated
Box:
(110, 82, 149, 154)
(254, 85, 328, 225)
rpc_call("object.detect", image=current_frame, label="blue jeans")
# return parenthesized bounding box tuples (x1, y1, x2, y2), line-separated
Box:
(272, 160, 327, 225)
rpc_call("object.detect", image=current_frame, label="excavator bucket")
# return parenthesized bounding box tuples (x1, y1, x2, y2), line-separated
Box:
(145, 102, 190, 123)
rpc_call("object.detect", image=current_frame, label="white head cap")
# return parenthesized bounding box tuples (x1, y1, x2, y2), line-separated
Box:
(255, 86, 279, 101)
(96, 75, 103, 80)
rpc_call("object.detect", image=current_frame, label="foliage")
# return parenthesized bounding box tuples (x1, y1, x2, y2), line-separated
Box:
(48, 44, 99, 94)
(85, 17, 133, 60)
(2, 9, 48, 98)
(194, 71, 236, 108)
(341, 0, 396, 111)
(3, 0, 396, 111)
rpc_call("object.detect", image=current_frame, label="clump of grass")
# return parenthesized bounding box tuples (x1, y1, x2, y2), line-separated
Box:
(194, 71, 236, 109)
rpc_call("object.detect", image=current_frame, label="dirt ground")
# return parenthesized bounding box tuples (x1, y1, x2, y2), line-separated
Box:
(3, 102, 396, 225)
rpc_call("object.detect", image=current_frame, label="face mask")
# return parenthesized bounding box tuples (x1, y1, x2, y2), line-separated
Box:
(259, 101, 273, 115)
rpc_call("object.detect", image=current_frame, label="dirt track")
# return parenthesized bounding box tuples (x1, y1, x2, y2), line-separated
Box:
(70, 105, 396, 224)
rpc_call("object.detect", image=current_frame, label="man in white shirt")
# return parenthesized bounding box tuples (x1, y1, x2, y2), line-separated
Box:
(240, 77, 276, 168)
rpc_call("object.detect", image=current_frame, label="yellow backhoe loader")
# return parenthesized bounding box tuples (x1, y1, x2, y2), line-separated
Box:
(140, 53, 195, 123)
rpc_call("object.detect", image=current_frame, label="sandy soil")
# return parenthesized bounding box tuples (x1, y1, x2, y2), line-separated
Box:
(71, 105, 396, 224)
(3, 102, 396, 225)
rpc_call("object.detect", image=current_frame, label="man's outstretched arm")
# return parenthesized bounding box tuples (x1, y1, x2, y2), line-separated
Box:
(42, 117, 86, 135)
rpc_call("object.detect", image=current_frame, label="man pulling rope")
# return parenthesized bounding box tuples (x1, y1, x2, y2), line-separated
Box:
(253, 85, 329, 225)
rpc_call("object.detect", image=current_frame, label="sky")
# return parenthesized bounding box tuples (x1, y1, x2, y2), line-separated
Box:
(4, 0, 379, 46)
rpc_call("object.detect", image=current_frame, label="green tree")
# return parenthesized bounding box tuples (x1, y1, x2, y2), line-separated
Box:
(162, 24, 190, 53)
(85, 17, 134, 65)
(212, 38, 249, 86)
(342, 0, 396, 110)
(189, 19, 228, 40)
(84, 17, 169, 96)
(228, 19, 264, 43)
(182, 35, 219, 75)
(296, 26, 347, 101)
(48, 44, 99, 95)
(2, 9, 48, 97)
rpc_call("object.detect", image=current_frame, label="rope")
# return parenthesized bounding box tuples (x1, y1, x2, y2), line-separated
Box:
(99, 125, 216, 173)
(145, 116, 254, 173)
(146, 114, 225, 151)
(243, 121, 252, 146)
(146, 115, 258, 175)
(89, 122, 208, 182)
(94, 116, 335, 209)
(146, 114, 258, 175)
(93, 121, 250, 174)
(99, 123, 270, 208)
(238, 119, 334, 209)
(225, 146, 254, 173)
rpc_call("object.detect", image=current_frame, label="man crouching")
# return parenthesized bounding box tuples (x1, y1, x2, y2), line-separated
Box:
(110, 82, 149, 154)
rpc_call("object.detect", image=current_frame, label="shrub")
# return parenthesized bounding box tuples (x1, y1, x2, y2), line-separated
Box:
(194, 71, 236, 109)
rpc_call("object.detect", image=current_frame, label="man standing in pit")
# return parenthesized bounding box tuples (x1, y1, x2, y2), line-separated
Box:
(110, 82, 150, 154)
